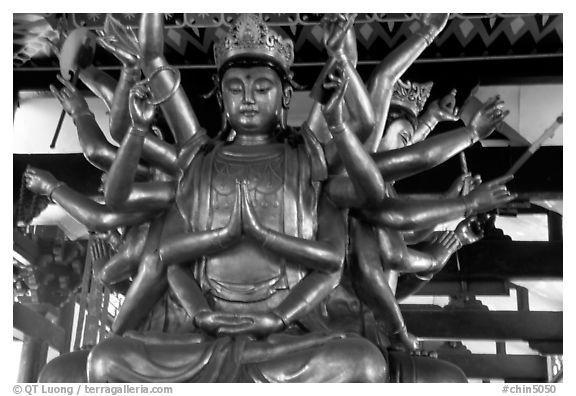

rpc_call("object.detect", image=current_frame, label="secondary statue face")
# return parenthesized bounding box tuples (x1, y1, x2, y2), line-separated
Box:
(222, 66, 284, 135)
(380, 117, 415, 151)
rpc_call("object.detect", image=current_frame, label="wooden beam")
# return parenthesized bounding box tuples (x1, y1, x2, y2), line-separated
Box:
(401, 310, 562, 342)
(418, 280, 510, 296)
(13, 303, 66, 352)
(529, 341, 563, 355)
(434, 241, 562, 281)
(437, 353, 547, 381)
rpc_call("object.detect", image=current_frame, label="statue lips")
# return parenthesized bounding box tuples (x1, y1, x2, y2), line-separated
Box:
(240, 107, 258, 118)
(240, 108, 258, 118)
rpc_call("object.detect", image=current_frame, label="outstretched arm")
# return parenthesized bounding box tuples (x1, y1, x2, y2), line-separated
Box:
(23, 167, 154, 233)
(365, 14, 450, 152)
(396, 215, 489, 300)
(377, 228, 460, 273)
(139, 13, 204, 146)
(358, 175, 515, 230)
(326, 96, 509, 206)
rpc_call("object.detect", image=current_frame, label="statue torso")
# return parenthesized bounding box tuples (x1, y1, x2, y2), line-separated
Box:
(177, 141, 315, 314)
(207, 144, 289, 312)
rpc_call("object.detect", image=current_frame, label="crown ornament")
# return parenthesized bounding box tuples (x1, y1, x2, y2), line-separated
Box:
(391, 79, 433, 117)
(214, 14, 294, 73)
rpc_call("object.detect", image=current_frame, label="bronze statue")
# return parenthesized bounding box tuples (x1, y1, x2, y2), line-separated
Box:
(33, 13, 516, 383)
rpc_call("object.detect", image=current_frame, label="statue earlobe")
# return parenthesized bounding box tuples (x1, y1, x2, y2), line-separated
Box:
(210, 74, 229, 133)
(282, 85, 293, 109)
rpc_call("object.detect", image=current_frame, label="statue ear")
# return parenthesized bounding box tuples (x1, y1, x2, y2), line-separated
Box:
(282, 85, 293, 109)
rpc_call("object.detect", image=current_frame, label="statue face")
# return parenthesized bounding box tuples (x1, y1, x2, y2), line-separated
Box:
(379, 118, 415, 151)
(221, 66, 283, 135)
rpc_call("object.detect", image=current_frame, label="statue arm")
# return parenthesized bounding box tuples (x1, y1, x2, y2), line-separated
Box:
(326, 124, 484, 204)
(22, 167, 155, 233)
(375, 95, 507, 182)
(242, 186, 346, 273)
(158, 184, 242, 266)
(108, 66, 141, 143)
(317, 55, 376, 172)
(114, 182, 175, 212)
(365, 14, 449, 152)
(104, 122, 151, 208)
(78, 66, 116, 111)
(358, 196, 469, 231)
(50, 74, 154, 179)
(375, 126, 476, 182)
(320, 65, 385, 206)
(305, 16, 375, 167)
(271, 194, 346, 325)
(139, 13, 203, 147)
(105, 89, 179, 209)
(376, 228, 457, 273)
(98, 226, 149, 287)
(401, 227, 436, 244)
(51, 187, 155, 233)
(358, 175, 515, 231)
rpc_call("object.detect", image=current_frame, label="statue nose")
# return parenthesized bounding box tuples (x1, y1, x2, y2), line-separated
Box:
(243, 90, 255, 104)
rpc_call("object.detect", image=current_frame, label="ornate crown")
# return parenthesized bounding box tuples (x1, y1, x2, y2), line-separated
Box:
(391, 79, 433, 117)
(214, 14, 294, 73)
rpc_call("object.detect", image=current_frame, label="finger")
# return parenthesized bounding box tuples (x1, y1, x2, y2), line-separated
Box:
(56, 74, 77, 93)
(213, 314, 253, 326)
(234, 182, 242, 209)
(491, 185, 510, 193)
(445, 112, 460, 122)
(486, 174, 514, 187)
(483, 95, 500, 109)
(49, 85, 64, 103)
(322, 81, 339, 90)
(502, 194, 518, 203)
(496, 110, 510, 122)
(446, 238, 460, 251)
(342, 14, 356, 32)
(494, 101, 506, 110)
(130, 85, 148, 100)
(59, 87, 71, 99)
(460, 173, 471, 182)
(437, 231, 450, 244)
(96, 36, 116, 52)
(240, 182, 253, 211)
(217, 324, 253, 336)
(335, 77, 349, 103)
(42, 37, 60, 57)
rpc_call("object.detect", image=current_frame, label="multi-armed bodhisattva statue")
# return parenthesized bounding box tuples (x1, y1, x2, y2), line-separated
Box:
(27, 13, 515, 383)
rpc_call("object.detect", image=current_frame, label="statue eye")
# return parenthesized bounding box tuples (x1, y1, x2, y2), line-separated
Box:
(400, 133, 410, 145)
(255, 85, 271, 94)
(225, 83, 243, 95)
